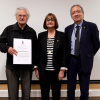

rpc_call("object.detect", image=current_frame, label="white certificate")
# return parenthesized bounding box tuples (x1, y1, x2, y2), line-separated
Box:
(13, 38, 32, 64)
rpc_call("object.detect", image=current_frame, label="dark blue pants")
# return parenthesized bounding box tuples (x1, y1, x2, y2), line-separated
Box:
(67, 56, 91, 100)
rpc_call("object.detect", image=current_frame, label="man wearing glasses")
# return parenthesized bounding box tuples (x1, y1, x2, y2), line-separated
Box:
(0, 7, 37, 100)
(65, 4, 99, 100)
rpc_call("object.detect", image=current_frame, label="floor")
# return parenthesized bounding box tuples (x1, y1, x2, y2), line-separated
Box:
(0, 84, 100, 90)
(0, 97, 100, 100)
(0, 84, 100, 100)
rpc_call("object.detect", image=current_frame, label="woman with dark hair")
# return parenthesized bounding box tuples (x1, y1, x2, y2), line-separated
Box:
(34, 13, 67, 100)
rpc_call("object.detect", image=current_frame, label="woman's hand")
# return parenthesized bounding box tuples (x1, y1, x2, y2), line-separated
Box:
(34, 68, 39, 79)
(58, 70, 65, 81)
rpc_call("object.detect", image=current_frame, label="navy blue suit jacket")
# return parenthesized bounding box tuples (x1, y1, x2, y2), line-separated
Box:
(65, 20, 99, 73)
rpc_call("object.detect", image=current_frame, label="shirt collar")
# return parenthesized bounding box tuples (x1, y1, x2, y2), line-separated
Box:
(17, 22, 27, 32)
(12, 22, 33, 33)
(74, 20, 83, 28)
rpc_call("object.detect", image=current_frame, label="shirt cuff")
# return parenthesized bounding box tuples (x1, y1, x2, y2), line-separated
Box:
(33, 66, 38, 71)
(34, 66, 38, 69)
(60, 67, 68, 70)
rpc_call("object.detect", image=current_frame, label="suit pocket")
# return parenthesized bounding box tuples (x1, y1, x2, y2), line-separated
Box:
(88, 53, 94, 57)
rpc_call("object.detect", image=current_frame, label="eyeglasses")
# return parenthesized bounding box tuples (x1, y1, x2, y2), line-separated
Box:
(46, 19, 55, 22)
(71, 10, 82, 15)
(17, 15, 28, 18)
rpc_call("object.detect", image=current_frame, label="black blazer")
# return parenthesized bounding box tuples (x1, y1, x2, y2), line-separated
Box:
(65, 20, 99, 73)
(36, 30, 67, 79)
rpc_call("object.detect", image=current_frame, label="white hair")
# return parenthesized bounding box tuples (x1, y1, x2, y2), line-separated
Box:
(15, 7, 30, 18)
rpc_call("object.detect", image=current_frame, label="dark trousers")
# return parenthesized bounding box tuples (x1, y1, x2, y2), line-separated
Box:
(67, 56, 91, 100)
(40, 70, 61, 100)
(6, 68, 32, 100)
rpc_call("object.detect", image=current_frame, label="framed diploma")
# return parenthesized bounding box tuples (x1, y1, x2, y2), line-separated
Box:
(13, 38, 32, 64)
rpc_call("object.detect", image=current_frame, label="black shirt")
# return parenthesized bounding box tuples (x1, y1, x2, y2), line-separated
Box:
(0, 22, 37, 70)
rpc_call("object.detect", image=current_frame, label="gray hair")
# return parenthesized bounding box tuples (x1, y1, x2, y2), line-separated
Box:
(70, 4, 84, 15)
(15, 7, 30, 18)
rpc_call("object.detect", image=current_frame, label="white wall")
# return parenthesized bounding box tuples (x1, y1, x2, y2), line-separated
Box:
(0, 0, 100, 80)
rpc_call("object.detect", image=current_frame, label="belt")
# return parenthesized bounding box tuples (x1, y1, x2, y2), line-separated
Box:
(70, 54, 81, 59)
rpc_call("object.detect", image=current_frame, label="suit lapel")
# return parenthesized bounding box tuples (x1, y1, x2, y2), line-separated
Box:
(80, 20, 87, 42)
(69, 24, 74, 41)
(53, 30, 60, 58)
(42, 31, 48, 56)
(68, 24, 74, 50)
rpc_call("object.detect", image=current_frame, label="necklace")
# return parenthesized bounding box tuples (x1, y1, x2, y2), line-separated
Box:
(74, 37, 77, 40)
